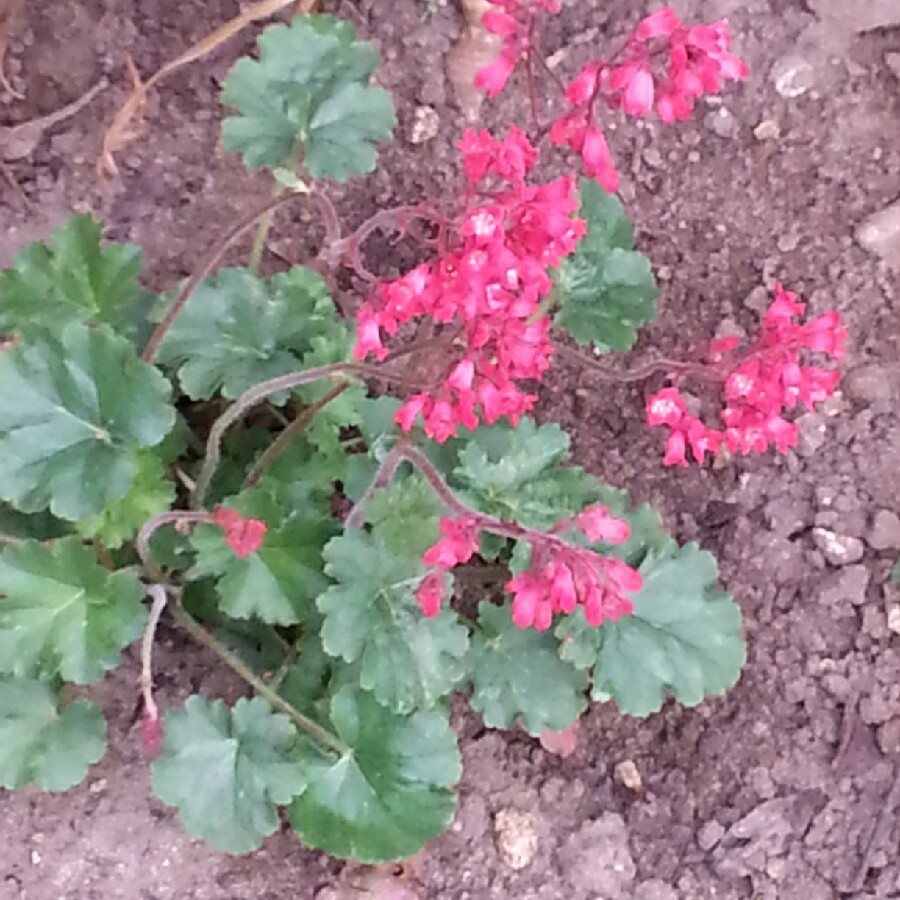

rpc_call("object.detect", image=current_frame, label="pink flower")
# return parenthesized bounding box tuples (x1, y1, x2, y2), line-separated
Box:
(647, 285, 843, 465)
(482, 9, 517, 35)
(635, 6, 682, 41)
(473, 0, 563, 98)
(353, 313, 388, 361)
(576, 505, 631, 544)
(395, 395, 428, 432)
(663, 430, 688, 466)
(475, 51, 518, 97)
(565, 61, 603, 104)
(423, 517, 481, 569)
(505, 537, 642, 630)
(646, 387, 687, 427)
(604, 557, 644, 594)
(580, 126, 619, 192)
(213, 507, 267, 558)
(416, 572, 446, 618)
(802, 312, 847, 359)
(611, 65, 655, 117)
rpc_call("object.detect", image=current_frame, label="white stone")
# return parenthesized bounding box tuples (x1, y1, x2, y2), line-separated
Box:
(856, 199, 900, 268)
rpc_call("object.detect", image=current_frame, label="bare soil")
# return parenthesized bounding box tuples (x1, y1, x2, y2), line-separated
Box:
(1, 1, 899, 898)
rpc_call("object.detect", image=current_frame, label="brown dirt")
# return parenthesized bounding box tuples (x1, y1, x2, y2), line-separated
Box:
(2, 1, 900, 898)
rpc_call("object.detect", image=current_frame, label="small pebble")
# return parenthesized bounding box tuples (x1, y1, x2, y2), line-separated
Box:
(856, 199, 900, 268)
(868, 510, 900, 551)
(887, 52, 900, 80)
(614, 759, 643, 792)
(407, 106, 440, 145)
(877, 718, 900, 754)
(813, 528, 865, 566)
(771, 54, 816, 98)
(888, 606, 900, 635)
(494, 808, 538, 870)
(697, 820, 725, 851)
(753, 119, 781, 141)
(704, 107, 736, 139)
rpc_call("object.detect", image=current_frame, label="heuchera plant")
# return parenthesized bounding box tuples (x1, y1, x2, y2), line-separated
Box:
(0, 5, 844, 863)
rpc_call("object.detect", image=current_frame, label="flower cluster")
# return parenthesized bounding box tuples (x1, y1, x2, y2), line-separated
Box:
(476, 5, 749, 191)
(646, 285, 847, 465)
(475, 0, 562, 97)
(213, 506, 267, 558)
(354, 128, 585, 442)
(416, 505, 643, 631)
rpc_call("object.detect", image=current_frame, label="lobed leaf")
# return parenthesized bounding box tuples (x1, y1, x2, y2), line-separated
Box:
(288, 686, 460, 862)
(557, 543, 746, 716)
(0, 324, 175, 521)
(189, 488, 336, 627)
(221, 15, 396, 180)
(151, 696, 308, 854)
(0, 214, 143, 340)
(155, 267, 349, 403)
(452, 418, 602, 529)
(76, 451, 176, 549)
(0, 538, 147, 684)
(554, 179, 658, 353)
(317, 529, 469, 714)
(469, 601, 588, 736)
(0, 677, 106, 791)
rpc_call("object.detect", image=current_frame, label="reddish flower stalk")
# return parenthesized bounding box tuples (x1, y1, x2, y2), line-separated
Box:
(354, 127, 585, 442)
(646, 284, 847, 465)
(417, 501, 641, 631)
(371, 444, 641, 631)
(474, 5, 748, 192)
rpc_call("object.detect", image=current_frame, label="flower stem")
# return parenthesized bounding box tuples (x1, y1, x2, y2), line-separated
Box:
(248, 204, 278, 274)
(556, 344, 723, 383)
(141, 188, 312, 364)
(171, 595, 349, 757)
(135, 510, 213, 581)
(140, 584, 169, 724)
(344, 442, 409, 531)
(190, 361, 425, 512)
(243, 380, 352, 490)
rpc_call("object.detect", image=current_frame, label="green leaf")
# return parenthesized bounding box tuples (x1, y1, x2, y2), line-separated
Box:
(453, 418, 602, 529)
(0, 214, 143, 339)
(892, 559, 900, 585)
(362, 474, 443, 559)
(318, 530, 468, 714)
(554, 179, 658, 353)
(189, 488, 336, 626)
(0, 504, 71, 542)
(469, 601, 587, 735)
(278, 626, 334, 716)
(76, 451, 176, 549)
(155, 267, 349, 403)
(0, 538, 147, 684)
(152, 696, 308, 854)
(557, 544, 745, 716)
(0, 677, 106, 791)
(221, 15, 396, 180)
(288, 686, 460, 861)
(0, 324, 175, 520)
